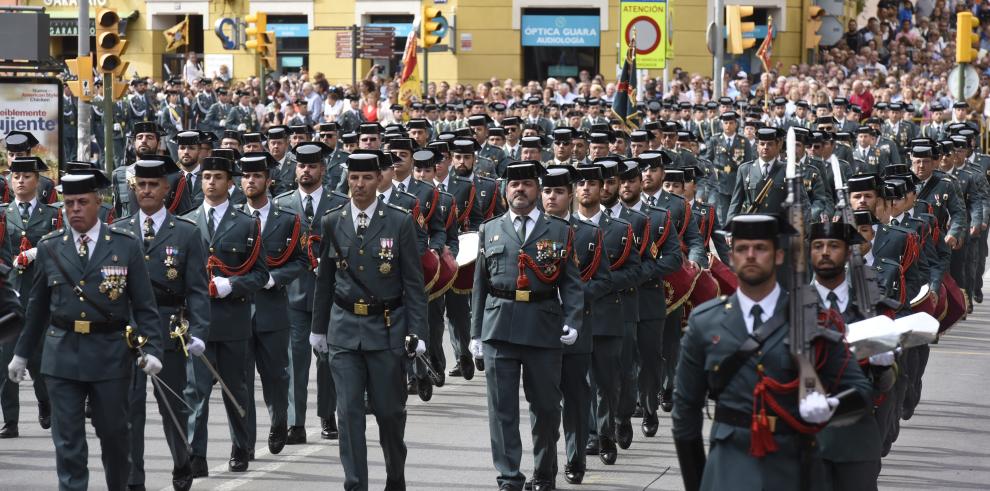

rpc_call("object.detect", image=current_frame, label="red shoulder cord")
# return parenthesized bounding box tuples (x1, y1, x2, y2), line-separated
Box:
(700, 205, 715, 249)
(609, 224, 635, 271)
(306, 235, 322, 270)
(422, 187, 440, 222)
(46, 187, 57, 204)
(639, 216, 652, 258)
(445, 202, 458, 230)
(106, 207, 115, 225)
(579, 228, 603, 282)
(167, 174, 188, 214)
(0, 213, 6, 252)
(483, 189, 498, 219)
(2, 184, 9, 204)
(894, 232, 921, 306)
(748, 309, 851, 457)
(458, 185, 476, 228)
(516, 226, 574, 289)
(651, 212, 672, 258)
(207, 218, 263, 297)
(266, 215, 302, 268)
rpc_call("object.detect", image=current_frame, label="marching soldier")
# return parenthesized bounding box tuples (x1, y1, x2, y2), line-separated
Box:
(851, 127, 892, 175)
(309, 152, 428, 490)
(112, 122, 160, 216)
(226, 91, 259, 133)
(202, 88, 232, 141)
(192, 79, 217, 130)
(3, 131, 58, 205)
(238, 152, 307, 457)
(182, 156, 269, 475)
(122, 159, 211, 491)
(809, 220, 894, 490)
(317, 123, 349, 191)
(159, 88, 187, 162)
(273, 143, 350, 443)
(469, 161, 583, 491)
(0, 157, 58, 439)
(920, 103, 948, 141)
(62, 85, 78, 162)
(882, 103, 917, 162)
(7, 172, 164, 490)
(544, 128, 578, 167)
(705, 112, 754, 223)
(671, 214, 872, 491)
(266, 126, 298, 196)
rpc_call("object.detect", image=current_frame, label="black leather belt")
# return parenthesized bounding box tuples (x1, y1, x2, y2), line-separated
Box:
(333, 296, 402, 316)
(714, 405, 795, 435)
(489, 287, 557, 303)
(52, 318, 127, 335)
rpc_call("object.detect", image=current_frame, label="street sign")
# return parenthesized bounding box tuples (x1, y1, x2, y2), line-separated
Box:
(949, 65, 980, 100)
(333, 26, 395, 59)
(620, 0, 667, 69)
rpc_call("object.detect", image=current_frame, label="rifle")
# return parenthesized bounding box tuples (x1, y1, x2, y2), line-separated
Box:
(830, 160, 901, 317)
(743, 163, 783, 214)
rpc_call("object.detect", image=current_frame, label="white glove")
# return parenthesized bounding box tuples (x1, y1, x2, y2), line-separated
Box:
(309, 333, 329, 353)
(237, 123, 247, 131)
(560, 325, 578, 346)
(799, 392, 840, 424)
(220, 119, 227, 127)
(469, 338, 484, 359)
(7, 355, 27, 383)
(415, 339, 427, 356)
(869, 350, 895, 367)
(265, 274, 276, 289)
(113, 123, 121, 132)
(139, 354, 163, 376)
(15, 247, 37, 268)
(212, 277, 232, 298)
(188, 336, 206, 357)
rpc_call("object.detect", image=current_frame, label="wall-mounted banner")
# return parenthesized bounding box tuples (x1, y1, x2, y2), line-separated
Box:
(521, 15, 600, 47)
(0, 78, 62, 169)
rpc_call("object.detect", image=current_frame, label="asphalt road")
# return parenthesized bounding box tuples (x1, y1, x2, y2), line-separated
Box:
(1, 296, 988, 490)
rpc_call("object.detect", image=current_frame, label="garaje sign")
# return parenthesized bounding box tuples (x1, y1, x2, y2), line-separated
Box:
(521, 15, 600, 47)
(620, 0, 667, 69)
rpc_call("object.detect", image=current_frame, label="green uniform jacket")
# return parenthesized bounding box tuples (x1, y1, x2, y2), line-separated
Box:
(671, 290, 872, 490)
(704, 133, 753, 196)
(182, 204, 269, 342)
(16, 223, 164, 380)
(565, 216, 610, 355)
(917, 170, 967, 241)
(238, 205, 308, 332)
(3, 202, 61, 297)
(582, 212, 639, 337)
(471, 211, 584, 348)
(117, 212, 211, 346)
(311, 202, 428, 351)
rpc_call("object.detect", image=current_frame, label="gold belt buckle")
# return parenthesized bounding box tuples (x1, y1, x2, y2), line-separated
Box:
(766, 415, 778, 433)
(74, 320, 91, 334)
(515, 290, 531, 302)
(354, 303, 369, 315)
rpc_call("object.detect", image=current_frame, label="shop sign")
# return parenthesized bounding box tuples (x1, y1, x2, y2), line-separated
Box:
(521, 15, 600, 47)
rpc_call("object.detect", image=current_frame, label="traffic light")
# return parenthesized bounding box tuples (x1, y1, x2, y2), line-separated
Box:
(245, 12, 277, 72)
(726, 5, 755, 55)
(111, 79, 128, 100)
(957, 12, 980, 63)
(422, 6, 448, 49)
(804, 6, 824, 50)
(95, 8, 128, 77)
(65, 55, 94, 102)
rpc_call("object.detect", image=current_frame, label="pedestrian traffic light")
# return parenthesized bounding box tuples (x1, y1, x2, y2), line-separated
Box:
(245, 12, 277, 71)
(95, 8, 128, 77)
(805, 6, 824, 50)
(422, 6, 448, 49)
(65, 55, 94, 102)
(726, 5, 755, 55)
(957, 12, 980, 64)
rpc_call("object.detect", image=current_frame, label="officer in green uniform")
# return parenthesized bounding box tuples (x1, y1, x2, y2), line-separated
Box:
(181, 156, 269, 475)
(273, 143, 350, 442)
(112, 122, 163, 217)
(159, 88, 187, 162)
(7, 172, 163, 491)
(3, 131, 57, 205)
(202, 88, 232, 141)
(704, 111, 754, 223)
(62, 86, 78, 162)
(808, 220, 894, 490)
(0, 157, 58, 438)
(121, 159, 211, 491)
(671, 214, 872, 491)
(317, 122, 349, 191)
(267, 126, 298, 196)
(238, 152, 307, 456)
(309, 152, 428, 490)
(226, 91, 259, 133)
(469, 161, 584, 491)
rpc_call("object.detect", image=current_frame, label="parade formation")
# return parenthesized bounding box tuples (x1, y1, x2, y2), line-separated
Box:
(1, 1, 988, 490)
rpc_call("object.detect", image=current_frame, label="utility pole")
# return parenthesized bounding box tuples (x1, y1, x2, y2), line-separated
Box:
(713, 0, 725, 99)
(76, 0, 92, 167)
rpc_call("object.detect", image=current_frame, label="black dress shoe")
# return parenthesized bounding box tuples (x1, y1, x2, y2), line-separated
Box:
(322, 416, 339, 440)
(189, 456, 209, 478)
(407, 378, 418, 395)
(286, 425, 306, 445)
(584, 437, 599, 455)
(172, 464, 193, 491)
(532, 481, 555, 491)
(564, 463, 585, 484)
(228, 447, 249, 472)
(268, 424, 288, 454)
(642, 413, 659, 437)
(600, 436, 618, 465)
(460, 355, 475, 381)
(434, 365, 446, 387)
(0, 422, 18, 439)
(975, 290, 983, 303)
(475, 357, 485, 372)
(417, 378, 433, 401)
(448, 362, 463, 377)
(660, 389, 674, 413)
(38, 401, 51, 430)
(632, 403, 644, 418)
(616, 420, 633, 449)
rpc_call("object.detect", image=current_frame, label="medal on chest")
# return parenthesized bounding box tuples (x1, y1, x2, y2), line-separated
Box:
(379, 237, 394, 273)
(164, 246, 179, 280)
(99, 265, 128, 301)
